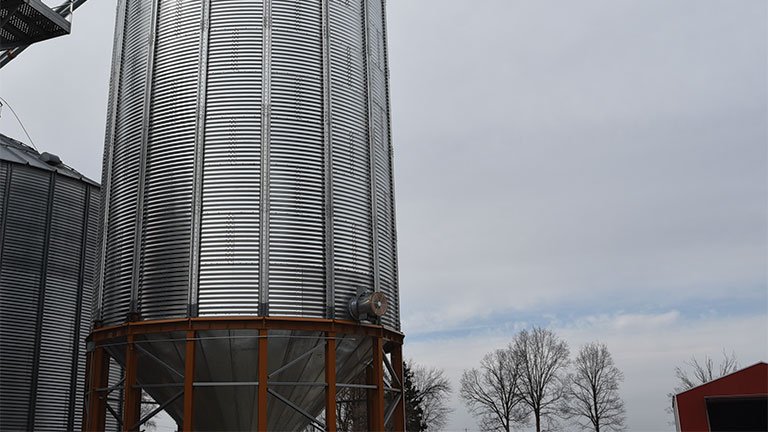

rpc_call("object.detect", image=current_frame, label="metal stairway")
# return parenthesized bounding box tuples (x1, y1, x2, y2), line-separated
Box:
(0, 0, 89, 69)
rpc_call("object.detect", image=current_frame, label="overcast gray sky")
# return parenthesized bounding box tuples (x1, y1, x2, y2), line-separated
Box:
(1, 1, 766, 431)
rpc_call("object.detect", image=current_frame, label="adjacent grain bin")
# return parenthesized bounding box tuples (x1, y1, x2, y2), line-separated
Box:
(0, 133, 100, 431)
(85, 0, 404, 430)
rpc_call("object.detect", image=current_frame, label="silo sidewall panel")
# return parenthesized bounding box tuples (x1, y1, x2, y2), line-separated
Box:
(103, 0, 153, 325)
(0, 165, 50, 429)
(77, 186, 101, 423)
(100, 0, 401, 329)
(268, 0, 326, 318)
(34, 177, 87, 431)
(329, 0, 375, 320)
(198, 0, 265, 316)
(367, 0, 398, 330)
(139, 0, 202, 321)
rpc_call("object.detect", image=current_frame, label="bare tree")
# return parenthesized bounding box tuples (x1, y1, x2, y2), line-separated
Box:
(513, 327, 570, 432)
(460, 346, 527, 432)
(563, 342, 626, 432)
(673, 350, 739, 392)
(139, 391, 158, 431)
(411, 363, 453, 431)
(336, 384, 367, 431)
(666, 350, 739, 421)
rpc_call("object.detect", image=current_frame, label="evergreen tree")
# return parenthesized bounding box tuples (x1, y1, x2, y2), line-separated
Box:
(403, 362, 427, 431)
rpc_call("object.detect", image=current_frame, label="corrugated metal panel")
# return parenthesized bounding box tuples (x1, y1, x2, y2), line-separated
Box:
(34, 177, 85, 431)
(98, 0, 128, 322)
(380, 0, 401, 331)
(96, 153, 107, 321)
(75, 186, 100, 425)
(329, 0, 373, 319)
(0, 162, 6, 253)
(139, 0, 202, 320)
(0, 164, 49, 430)
(0, 138, 100, 429)
(0, 158, 100, 430)
(101, 0, 400, 328)
(102, 0, 153, 325)
(268, 0, 326, 317)
(366, 0, 398, 329)
(199, 0, 264, 316)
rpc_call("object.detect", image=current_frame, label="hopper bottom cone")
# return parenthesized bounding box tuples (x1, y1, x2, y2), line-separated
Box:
(86, 318, 405, 431)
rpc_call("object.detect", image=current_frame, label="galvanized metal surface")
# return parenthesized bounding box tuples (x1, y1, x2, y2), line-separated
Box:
(140, 0, 199, 321)
(100, 0, 400, 330)
(365, 0, 399, 330)
(331, 0, 375, 321)
(199, 0, 264, 316)
(98, 0, 127, 322)
(0, 135, 100, 431)
(102, 0, 152, 325)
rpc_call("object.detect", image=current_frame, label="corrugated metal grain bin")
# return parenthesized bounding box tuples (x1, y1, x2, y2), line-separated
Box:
(98, 0, 399, 330)
(0, 133, 100, 431)
(91, 0, 402, 429)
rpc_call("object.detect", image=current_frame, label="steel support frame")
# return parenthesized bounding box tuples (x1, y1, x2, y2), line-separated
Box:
(84, 346, 109, 431)
(84, 318, 404, 431)
(390, 342, 406, 431)
(122, 335, 140, 431)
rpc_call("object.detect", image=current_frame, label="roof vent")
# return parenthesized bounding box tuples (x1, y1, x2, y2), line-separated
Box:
(40, 152, 61, 166)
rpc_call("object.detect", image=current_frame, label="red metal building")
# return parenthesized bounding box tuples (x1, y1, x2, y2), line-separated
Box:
(673, 362, 767, 432)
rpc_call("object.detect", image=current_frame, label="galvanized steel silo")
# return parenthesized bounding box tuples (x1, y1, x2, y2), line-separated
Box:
(88, 0, 403, 430)
(0, 133, 100, 431)
(98, 0, 398, 330)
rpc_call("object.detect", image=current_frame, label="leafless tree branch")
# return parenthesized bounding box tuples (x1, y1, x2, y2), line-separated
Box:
(666, 350, 739, 422)
(673, 350, 739, 394)
(412, 363, 454, 431)
(460, 346, 527, 432)
(562, 342, 626, 432)
(513, 327, 570, 432)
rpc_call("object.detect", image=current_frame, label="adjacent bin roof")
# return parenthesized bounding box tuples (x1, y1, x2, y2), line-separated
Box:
(0, 132, 98, 185)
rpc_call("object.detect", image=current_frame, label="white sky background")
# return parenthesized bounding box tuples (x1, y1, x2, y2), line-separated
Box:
(1, 1, 766, 431)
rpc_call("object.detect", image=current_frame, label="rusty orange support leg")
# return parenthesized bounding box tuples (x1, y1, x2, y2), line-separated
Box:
(325, 332, 337, 431)
(257, 329, 269, 431)
(391, 344, 406, 432)
(82, 348, 91, 431)
(85, 346, 108, 432)
(371, 336, 385, 431)
(183, 330, 196, 431)
(123, 335, 140, 431)
(366, 365, 374, 431)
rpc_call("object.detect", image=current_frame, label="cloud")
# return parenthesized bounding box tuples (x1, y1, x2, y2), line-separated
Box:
(390, 0, 766, 336)
(572, 310, 681, 331)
